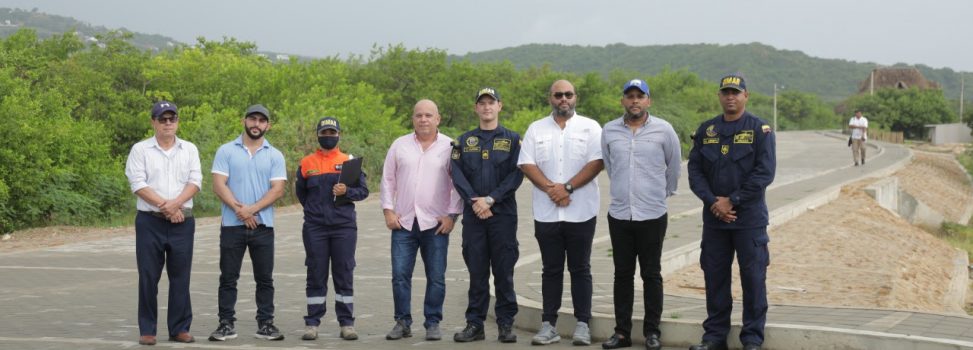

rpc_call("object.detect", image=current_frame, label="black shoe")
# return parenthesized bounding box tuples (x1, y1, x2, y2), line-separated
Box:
(645, 334, 661, 350)
(498, 324, 517, 343)
(453, 322, 485, 342)
(208, 321, 237, 341)
(255, 321, 284, 340)
(743, 343, 762, 350)
(601, 333, 632, 349)
(689, 340, 728, 350)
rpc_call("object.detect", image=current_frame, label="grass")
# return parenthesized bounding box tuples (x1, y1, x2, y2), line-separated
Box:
(939, 222, 973, 261)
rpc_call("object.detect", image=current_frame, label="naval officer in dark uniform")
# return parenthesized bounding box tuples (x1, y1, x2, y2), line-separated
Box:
(451, 87, 524, 344)
(687, 74, 776, 350)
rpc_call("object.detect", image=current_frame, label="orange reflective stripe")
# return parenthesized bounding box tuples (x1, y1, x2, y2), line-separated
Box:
(300, 150, 349, 178)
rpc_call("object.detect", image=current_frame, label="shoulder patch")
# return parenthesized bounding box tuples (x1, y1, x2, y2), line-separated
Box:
(762, 124, 772, 133)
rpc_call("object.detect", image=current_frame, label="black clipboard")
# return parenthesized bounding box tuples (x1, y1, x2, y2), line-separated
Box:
(334, 157, 363, 205)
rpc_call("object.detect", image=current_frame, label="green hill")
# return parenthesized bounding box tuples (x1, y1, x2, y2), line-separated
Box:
(0, 7, 178, 51)
(454, 43, 969, 102)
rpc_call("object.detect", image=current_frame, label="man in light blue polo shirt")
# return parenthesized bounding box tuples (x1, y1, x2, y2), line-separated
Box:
(209, 104, 287, 342)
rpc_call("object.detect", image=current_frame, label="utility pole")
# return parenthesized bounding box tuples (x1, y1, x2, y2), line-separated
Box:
(870, 69, 875, 96)
(961, 74, 965, 123)
(773, 83, 778, 132)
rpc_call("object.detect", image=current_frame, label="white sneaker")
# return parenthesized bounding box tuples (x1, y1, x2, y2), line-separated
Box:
(301, 325, 317, 340)
(572, 321, 590, 345)
(531, 321, 561, 345)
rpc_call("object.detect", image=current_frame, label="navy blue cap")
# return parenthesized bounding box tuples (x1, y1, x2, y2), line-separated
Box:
(622, 79, 649, 95)
(476, 87, 501, 102)
(316, 117, 340, 133)
(245, 104, 271, 120)
(719, 75, 747, 91)
(151, 101, 178, 118)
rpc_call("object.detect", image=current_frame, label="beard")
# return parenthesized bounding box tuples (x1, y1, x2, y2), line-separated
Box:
(552, 102, 575, 117)
(244, 125, 267, 140)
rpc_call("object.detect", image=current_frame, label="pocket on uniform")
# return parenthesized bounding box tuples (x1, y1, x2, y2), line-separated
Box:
(753, 234, 770, 267)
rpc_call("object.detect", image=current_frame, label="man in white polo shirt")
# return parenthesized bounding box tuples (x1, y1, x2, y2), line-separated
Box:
(518, 79, 604, 346)
(849, 110, 868, 166)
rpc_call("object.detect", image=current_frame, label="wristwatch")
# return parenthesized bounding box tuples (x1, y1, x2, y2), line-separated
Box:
(564, 183, 574, 194)
(484, 196, 495, 206)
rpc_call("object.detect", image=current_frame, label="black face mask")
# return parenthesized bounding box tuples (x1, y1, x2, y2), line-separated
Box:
(318, 136, 339, 150)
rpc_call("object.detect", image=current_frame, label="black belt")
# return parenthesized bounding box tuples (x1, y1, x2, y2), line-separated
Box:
(139, 209, 193, 219)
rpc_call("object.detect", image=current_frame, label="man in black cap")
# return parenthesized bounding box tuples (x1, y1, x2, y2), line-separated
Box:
(687, 75, 776, 350)
(450, 88, 524, 343)
(125, 100, 201, 345)
(296, 117, 369, 341)
(209, 104, 288, 341)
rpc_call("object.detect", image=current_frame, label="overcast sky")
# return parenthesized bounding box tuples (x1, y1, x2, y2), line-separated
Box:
(3, 0, 972, 72)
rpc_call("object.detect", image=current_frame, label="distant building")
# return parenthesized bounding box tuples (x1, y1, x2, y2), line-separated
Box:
(859, 67, 940, 94)
(275, 54, 290, 61)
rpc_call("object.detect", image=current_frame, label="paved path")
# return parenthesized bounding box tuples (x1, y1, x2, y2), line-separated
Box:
(0, 131, 970, 349)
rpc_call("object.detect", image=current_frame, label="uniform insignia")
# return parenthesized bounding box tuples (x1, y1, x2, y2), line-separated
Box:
(335, 164, 343, 171)
(466, 136, 478, 147)
(762, 124, 772, 133)
(705, 124, 717, 137)
(493, 138, 511, 152)
(703, 137, 719, 144)
(451, 149, 460, 160)
(463, 145, 481, 152)
(482, 150, 489, 160)
(721, 145, 729, 155)
(733, 130, 754, 144)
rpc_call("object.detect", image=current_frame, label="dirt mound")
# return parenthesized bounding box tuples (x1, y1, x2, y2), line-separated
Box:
(665, 150, 972, 313)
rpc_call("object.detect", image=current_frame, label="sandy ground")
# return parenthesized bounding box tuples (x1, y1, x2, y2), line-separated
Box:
(665, 148, 973, 313)
(3, 147, 972, 313)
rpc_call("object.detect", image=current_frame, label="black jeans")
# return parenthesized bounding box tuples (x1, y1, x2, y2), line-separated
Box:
(135, 212, 194, 337)
(607, 213, 667, 338)
(218, 225, 276, 324)
(534, 217, 596, 325)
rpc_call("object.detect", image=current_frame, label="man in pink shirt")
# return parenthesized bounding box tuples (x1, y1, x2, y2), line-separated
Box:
(380, 99, 463, 341)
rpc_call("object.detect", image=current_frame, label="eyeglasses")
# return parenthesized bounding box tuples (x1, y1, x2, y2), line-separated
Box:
(155, 116, 179, 124)
(552, 91, 575, 99)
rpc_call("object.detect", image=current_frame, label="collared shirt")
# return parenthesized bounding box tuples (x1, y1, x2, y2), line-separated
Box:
(849, 116, 868, 140)
(688, 111, 776, 229)
(380, 132, 463, 231)
(211, 135, 287, 227)
(601, 115, 681, 221)
(451, 126, 524, 217)
(296, 147, 369, 228)
(517, 113, 603, 223)
(125, 136, 203, 212)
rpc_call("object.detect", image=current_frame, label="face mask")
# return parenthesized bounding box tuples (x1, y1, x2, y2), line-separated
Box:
(318, 136, 339, 150)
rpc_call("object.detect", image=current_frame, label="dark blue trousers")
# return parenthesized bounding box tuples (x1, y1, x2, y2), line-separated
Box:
(135, 212, 194, 337)
(217, 225, 276, 324)
(534, 217, 596, 325)
(700, 226, 770, 345)
(461, 214, 519, 327)
(302, 223, 357, 326)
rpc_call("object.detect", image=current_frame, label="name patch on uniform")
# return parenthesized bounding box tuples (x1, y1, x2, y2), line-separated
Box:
(705, 124, 717, 137)
(703, 137, 719, 144)
(463, 146, 481, 152)
(493, 138, 512, 152)
(482, 150, 490, 160)
(721, 145, 729, 155)
(451, 149, 460, 160)
(733, 130, 754, 144)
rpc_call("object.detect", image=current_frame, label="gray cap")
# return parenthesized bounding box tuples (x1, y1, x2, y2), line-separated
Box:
(244, 104, 271, 120)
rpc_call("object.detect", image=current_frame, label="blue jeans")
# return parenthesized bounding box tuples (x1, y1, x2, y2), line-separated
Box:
(218, 225, 276, 324)
(390, 221, 448, 329)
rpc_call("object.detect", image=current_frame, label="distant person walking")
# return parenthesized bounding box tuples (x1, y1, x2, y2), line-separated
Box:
(296, 117, 369, 341)
(518, 79, 604, 346)
(125, 101, 201, 346)
(450, 87, 524, 343)
(849, 110, 868, 166)
(687, 75, 776, 350)
(209, 104, 287, 342)
(600, 79, 680, 350)
(381, 99, 463, 342)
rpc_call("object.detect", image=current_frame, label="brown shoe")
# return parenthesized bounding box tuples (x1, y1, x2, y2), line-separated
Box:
(168, 332, 195, 343)
(138, 335, 157, 345)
